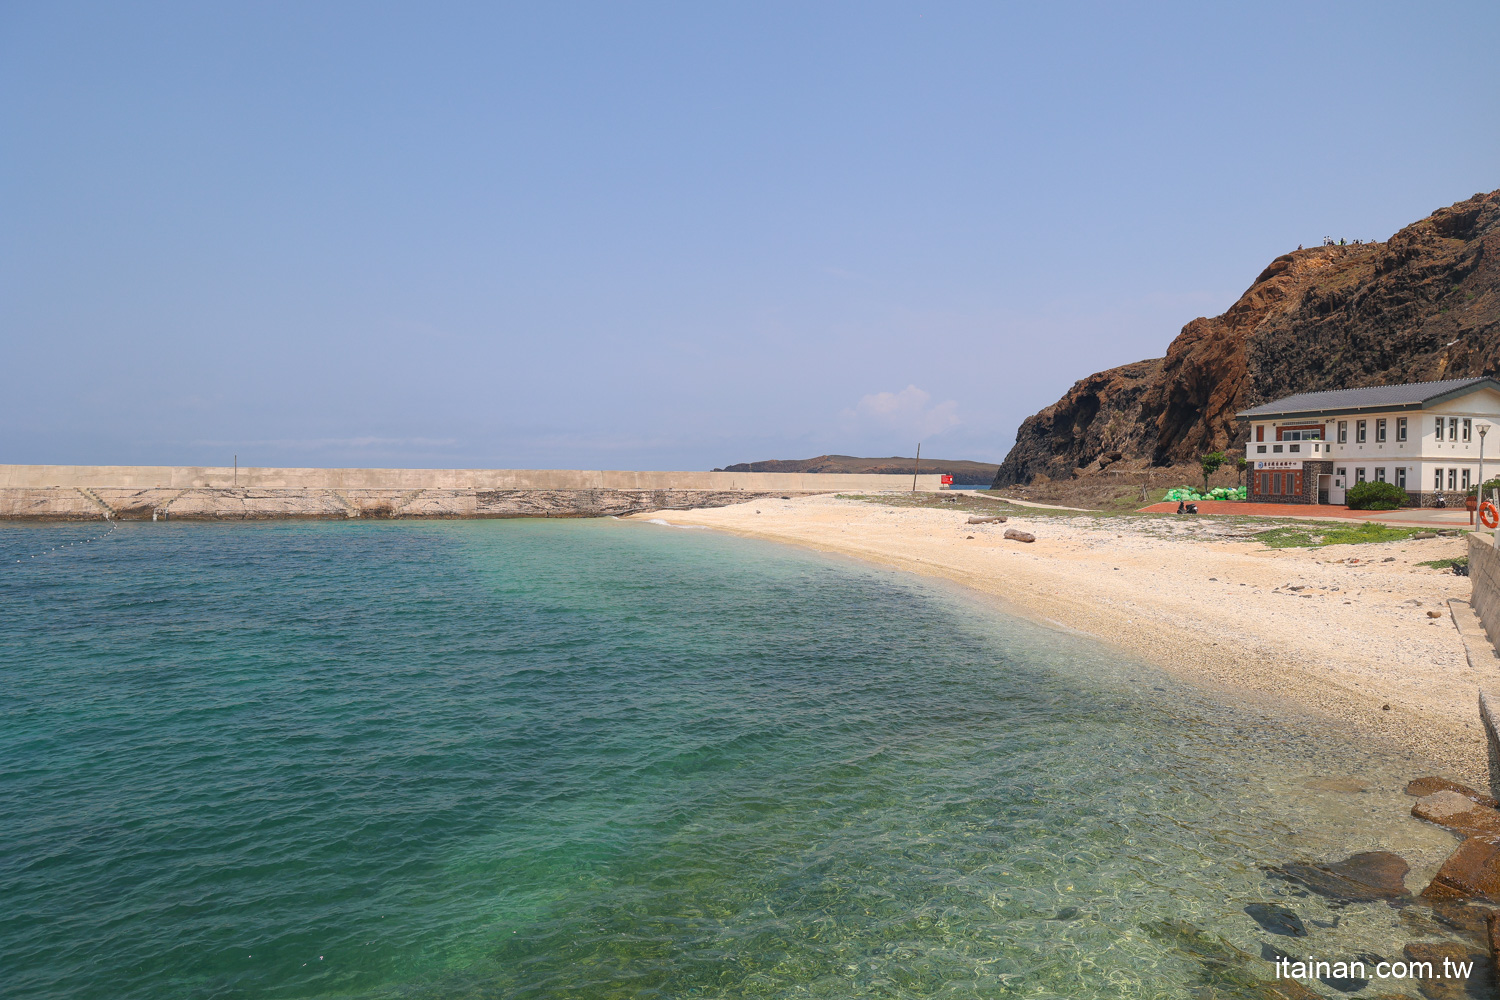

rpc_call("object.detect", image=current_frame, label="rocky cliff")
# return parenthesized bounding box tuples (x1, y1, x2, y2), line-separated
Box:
(994, 189, 1500, 486)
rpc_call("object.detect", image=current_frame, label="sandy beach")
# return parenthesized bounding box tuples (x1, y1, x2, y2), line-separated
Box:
(633, 492, 1489, 782)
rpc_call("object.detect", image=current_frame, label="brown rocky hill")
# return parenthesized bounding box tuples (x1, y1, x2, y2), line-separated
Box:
(716, 455, 999, 481)
(994, 189, 1500, 487)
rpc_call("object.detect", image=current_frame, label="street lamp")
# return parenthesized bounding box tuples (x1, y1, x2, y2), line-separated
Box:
(1480, 424, 1488, 503)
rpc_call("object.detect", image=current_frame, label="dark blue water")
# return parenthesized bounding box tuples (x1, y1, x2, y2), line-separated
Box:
(0, 519, 1448, 998)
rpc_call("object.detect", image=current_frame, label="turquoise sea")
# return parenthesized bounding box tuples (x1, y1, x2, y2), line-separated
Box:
(0, 519, 1465, 998)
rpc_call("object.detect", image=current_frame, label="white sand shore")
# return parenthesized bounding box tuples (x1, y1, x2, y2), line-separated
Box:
(632, 493, 1488, 781)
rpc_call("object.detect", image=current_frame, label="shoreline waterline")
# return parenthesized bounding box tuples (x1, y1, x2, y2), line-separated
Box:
(627, 494, 1487, 784)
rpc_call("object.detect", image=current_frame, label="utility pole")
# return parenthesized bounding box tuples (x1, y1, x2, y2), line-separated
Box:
(234, 454, 237, 488)
(912, 443, 921, 492)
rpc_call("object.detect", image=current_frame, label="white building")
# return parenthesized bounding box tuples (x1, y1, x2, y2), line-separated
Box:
(1237, 377, 1500, 506)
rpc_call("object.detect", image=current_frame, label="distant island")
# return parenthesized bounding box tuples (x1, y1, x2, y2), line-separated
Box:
(714, 454, 999, 482)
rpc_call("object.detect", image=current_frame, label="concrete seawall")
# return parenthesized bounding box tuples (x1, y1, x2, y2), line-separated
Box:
(0, 465, 943, 492)
(0, 466, 941, 521)
(1472, 533, 1500, 647)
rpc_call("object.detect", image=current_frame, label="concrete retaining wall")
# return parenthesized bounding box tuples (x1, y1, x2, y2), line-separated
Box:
(0, 465, 941, 492)
(0, 487, 822, 521)
(1470, 532, 1500, 648)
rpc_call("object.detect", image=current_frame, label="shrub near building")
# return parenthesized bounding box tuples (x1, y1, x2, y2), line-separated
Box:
(1345, 480, 1409, 510)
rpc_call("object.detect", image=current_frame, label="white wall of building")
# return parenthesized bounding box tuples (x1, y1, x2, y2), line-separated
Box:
(1245, 387, 1500, 501)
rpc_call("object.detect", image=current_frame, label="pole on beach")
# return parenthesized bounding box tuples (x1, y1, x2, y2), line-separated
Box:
(912, 443, 921, 492)
(234, 454, 238, 488)
(1480, 425, 1487, 507)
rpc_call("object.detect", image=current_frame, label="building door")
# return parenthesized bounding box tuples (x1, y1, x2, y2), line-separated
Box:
(1329, 473, 1346, 505)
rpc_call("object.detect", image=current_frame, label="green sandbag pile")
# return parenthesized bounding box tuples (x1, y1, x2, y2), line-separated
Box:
(1163, 486, 1247, 502)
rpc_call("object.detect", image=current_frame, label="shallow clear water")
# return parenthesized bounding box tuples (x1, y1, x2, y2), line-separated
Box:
(0, 519, 1466, 998)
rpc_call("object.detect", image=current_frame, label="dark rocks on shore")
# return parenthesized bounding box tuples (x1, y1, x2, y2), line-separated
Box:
(1267, 851, 1409, 903)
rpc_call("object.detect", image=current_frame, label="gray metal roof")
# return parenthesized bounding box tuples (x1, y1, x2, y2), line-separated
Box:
(1237, 377, 1500, 419)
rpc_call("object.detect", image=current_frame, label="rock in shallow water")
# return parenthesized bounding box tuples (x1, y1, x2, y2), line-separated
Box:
(1407, 776, 1500, 809)
(1424, 837, 1500, 904)
(1245, 903, 1307, 937)
(1412, 791, 1500, 839)
(1268, 851, 1409, 902)
(1402, 941, 1495, 999)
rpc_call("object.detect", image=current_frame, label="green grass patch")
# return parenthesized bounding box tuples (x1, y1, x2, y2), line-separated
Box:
(1253, 521, 1428, 548)
(1417, 556, 1468, 570)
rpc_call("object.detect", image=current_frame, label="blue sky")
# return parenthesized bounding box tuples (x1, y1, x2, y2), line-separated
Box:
(3, 2, 1497, 470)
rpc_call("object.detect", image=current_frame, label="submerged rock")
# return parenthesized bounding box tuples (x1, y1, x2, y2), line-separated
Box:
(1407, 777, 1500, 809)
(1412, 791, 1500, 839)
(1423, 837, 1500, 904)
(1268, 851, 1409, 902)
(1261, 946, 1385, 996)
(1244, 903, 1307, 937)
(1144, 920, 1320, 998)
(1402, 941, 1495, 999)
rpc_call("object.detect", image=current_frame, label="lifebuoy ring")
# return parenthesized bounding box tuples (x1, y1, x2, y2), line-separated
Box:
(1480, 501, 1499, 529)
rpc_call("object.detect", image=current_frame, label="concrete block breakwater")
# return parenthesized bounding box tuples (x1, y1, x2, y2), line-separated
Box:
(0, 465, 943, 492)
(0, 467, 941, 521)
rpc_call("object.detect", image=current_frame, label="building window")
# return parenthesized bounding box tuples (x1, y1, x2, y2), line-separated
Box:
(1449, 468, 1458, 491)
(1256, 425, 1264, 442)
(1289, 444, 1300, 452)
(1437, 417, 1446, 440)
(1259, 473, 1268, 495)
(1463, 468, 1472, 489)
(1376, 419, 1386, 442)
(1356, 468, 1366, 483)
(1356, 420, 1367, 443)
(1256, 445, 1266, 453)
(1337, 467, 1346, 477)
(1396, 467, 1407, 488)
(1397, 417, 1407, 442)
(1338, 421, 1347, 443)
(1273, 444, 1283, 453)
(1436, 467, 1445, 490)
(1450, 417, 1459, 441)
(1375, 468, 1386, 482)
(1464, 418, 1473, 442)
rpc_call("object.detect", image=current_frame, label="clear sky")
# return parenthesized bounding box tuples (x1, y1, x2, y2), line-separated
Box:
(3, 3, 1497, 470)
